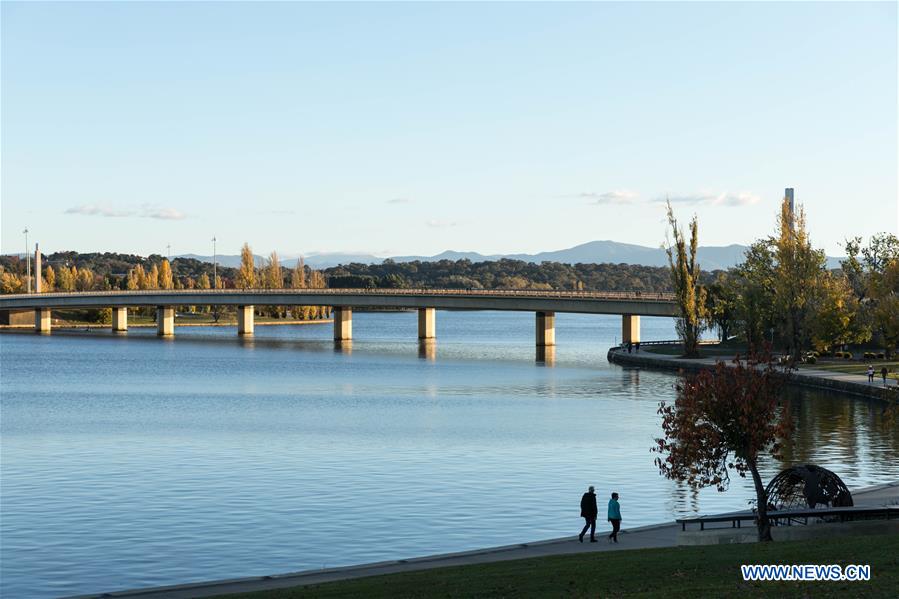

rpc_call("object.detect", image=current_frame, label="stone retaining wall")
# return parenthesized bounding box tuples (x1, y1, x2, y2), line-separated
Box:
(608, 348, 897, 402)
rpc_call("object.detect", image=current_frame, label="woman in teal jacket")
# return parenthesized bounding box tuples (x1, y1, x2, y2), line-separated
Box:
(607, 492, 622, 543)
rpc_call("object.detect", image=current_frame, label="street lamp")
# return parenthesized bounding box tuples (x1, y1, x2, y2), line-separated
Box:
(212, 236, 218, 289)
(23, 228, 31, 293)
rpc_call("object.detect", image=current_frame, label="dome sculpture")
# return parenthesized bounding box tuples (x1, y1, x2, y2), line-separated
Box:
(765, 464, 853, 513)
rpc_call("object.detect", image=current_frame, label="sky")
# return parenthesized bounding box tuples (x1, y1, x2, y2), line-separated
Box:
(1, 1, 896, 258)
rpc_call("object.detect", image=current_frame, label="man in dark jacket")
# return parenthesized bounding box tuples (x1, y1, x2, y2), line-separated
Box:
(579, 485, 598, 543)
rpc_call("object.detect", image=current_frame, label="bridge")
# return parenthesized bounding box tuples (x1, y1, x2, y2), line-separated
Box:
(0, 288, 677, 347)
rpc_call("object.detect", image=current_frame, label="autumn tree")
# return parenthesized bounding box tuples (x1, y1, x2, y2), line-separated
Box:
(0, 270, 24, 293)
(770, 198, 826, 361)
(160, 259, 174, 290)
(653, 353, 792, 542)
(75, 267, 96, 291)
(291, 257, 306, 289)
(809, 273, 865, 352)
(56, 265, 75, 291)
(842, 233, 899, 358)
(44, 265, 56, 292)
(264, 251, 282, 289)
(197, 272, 211, 289)
(146, 264, 159, 289)
(238, 243, 256, 289)
(872, 258, 899, 358)
(665, 201, 707, 357)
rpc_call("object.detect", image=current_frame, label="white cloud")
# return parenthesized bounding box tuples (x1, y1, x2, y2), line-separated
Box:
(659, 191, 761, 207)
(426, 219, 460, 228)
(65, 204, 135, 217)
(141, 206, 187, 220)
(65, 204, 188, 220)
(580, 190, 639, 205)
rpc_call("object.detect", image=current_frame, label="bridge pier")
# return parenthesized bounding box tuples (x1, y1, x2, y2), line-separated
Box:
(622, 314, 640, 345)
(157, 306, 174, 337)
(112, 307, 128, 332)
(536, 311, 555, 346)
(418, 308, 436, 340)
(237, 305, 254, 336)
(35, 308, 51, 333)
(334, 307, 352, 341)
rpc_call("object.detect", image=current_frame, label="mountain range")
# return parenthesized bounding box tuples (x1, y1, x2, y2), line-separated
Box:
(179, 240, 843, 271)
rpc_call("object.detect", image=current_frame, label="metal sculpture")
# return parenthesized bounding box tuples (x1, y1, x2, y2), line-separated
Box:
(765, 464, 853, 512)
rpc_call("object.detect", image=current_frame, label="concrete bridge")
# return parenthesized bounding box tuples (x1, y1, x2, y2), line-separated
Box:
(0, 288, 677, 347)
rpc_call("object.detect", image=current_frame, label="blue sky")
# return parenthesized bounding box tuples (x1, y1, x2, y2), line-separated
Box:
(2, 1, 896, 258)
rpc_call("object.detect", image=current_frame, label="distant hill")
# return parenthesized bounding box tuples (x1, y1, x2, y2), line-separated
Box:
(179, 241, 842, 271)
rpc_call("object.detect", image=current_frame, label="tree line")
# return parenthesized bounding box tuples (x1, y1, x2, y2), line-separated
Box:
(667, 198, 899, 359)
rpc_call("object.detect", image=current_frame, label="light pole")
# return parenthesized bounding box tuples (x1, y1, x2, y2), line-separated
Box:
(23, 228, 31, 293)
(166, 243, 171, 261)
(212, 236, 217, 289)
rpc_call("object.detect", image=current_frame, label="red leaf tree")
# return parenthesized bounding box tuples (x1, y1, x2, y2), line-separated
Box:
(653, 353, 793, 541)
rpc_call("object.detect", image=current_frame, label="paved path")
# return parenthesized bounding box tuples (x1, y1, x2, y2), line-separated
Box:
(69, 482, 899, 599)
(608, 347, 899, 401)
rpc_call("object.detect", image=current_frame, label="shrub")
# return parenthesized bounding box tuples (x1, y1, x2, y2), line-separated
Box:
(806, 356, 817, 364)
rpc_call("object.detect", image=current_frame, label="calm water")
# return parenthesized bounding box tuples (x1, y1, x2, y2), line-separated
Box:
(2, 311, 897, 598)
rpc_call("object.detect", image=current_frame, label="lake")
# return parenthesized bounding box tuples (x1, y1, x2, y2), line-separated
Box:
(2, 311, 897, 597)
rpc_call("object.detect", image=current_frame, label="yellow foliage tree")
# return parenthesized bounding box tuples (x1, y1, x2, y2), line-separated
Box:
(44, 265, 56, 291)
(238, 243, 256, 288)
(147, 264, 159, 289)
(160, 259, 174, 290)
(665, 201, 708, 358)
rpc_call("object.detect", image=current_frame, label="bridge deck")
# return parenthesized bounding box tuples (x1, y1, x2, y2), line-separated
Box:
(0, 289, 677, 317)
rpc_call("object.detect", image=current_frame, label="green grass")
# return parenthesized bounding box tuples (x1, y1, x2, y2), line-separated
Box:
(800, 361, 899, 380)
(223, 534, 899, 598)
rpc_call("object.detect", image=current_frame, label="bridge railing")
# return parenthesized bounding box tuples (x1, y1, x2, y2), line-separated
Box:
(1, 288, 676, 302)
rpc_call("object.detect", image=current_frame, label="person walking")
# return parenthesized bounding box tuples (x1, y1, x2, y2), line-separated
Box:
(882, 366, 889, 387)
(579, 486, 598, 543)
(607, 492, 622, 543)
(867, 365, 875, 383)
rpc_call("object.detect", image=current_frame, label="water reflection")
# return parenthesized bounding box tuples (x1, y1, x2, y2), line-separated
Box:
(536, 345, 556, 366)
(418, 340, 436, 361)
(333, 339, 353, 355)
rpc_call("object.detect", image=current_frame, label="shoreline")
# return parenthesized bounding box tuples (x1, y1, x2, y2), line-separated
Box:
(67, 481, 899, 599)
(607, 346, 898, 402)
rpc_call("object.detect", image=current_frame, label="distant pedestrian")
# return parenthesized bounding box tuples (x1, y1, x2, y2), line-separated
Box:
(579, 486, 598, 543)
(627, 342, 633, 354)
(867, 365, 875, 383)
(607, 492, 622, 543)
(635, 341, 640, 353)
(883, 367, 889, 387)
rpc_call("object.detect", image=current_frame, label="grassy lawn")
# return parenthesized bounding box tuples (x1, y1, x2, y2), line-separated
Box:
(223, 534, 899, 598)
(800, 360, 899, 380)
